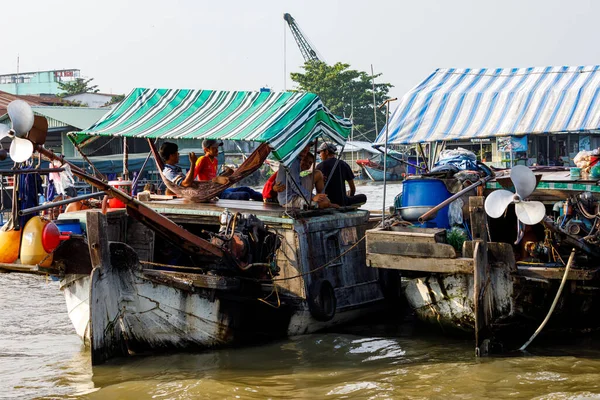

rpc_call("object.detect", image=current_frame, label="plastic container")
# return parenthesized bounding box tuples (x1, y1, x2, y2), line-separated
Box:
(570, 167, 581, 178)
(400, 178, 451, 228)
(20, 216, 53, 267)
(107, 180, 132, 208)
(54, 219, 82, 235)
(0, 228, 21, 263)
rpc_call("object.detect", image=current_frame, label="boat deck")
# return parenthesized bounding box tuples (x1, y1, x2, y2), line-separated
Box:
(144, 198, 367, 224)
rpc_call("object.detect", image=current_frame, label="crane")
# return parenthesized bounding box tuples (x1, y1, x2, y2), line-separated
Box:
(283, 13, 322, 63)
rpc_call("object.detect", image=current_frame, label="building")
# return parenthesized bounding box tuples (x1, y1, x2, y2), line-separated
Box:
(0, 69, 80, 96)
(63, 93, 115, 108)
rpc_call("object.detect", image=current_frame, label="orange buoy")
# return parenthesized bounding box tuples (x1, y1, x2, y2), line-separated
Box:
(0, 227, 21, 263)
(20, 216, 53, 267)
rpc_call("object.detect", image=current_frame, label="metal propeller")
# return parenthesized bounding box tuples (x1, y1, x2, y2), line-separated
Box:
(0, 100, 36, 163)
(484, 165, 546, 226)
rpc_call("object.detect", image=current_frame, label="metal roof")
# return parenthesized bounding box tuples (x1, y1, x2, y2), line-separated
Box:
(0, 106, 109, 130)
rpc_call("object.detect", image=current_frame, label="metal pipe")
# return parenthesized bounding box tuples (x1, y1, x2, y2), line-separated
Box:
(130, 151, 153, 193)
(378, 98, 397, 226)
(18, 191, 106, 216)
(72, 140, 106, 180)
(417, 176, 493, 224)
(0, 168, 64, 175)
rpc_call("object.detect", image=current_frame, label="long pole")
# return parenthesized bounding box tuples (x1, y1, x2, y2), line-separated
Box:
(379, 98, 397, 226)
(371, 64, 378, 138)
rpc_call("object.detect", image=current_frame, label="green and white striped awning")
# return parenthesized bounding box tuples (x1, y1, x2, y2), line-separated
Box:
(72, 88, 352, 166)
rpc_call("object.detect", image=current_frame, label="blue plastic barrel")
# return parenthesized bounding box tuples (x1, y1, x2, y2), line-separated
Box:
(401, 178, 451, 228)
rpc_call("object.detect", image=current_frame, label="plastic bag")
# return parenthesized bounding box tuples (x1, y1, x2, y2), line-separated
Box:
(448, 198, 464, 226)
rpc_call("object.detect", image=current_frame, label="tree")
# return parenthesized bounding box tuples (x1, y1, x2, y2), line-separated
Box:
(57, 77, 99, 97)
(290, 61, 392, 141)
(104, 94, 125, 107)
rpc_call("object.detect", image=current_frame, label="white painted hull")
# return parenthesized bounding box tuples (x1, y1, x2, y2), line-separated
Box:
(60, 274, 91, 344)
(402, 265, 514, 332)
(61, 267, 382, 356)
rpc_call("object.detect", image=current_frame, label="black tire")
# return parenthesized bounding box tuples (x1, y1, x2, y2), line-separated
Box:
(308, 279, 337, 322)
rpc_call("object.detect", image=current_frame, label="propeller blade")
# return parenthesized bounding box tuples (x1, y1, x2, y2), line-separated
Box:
(7, 100, 34, 138)
(484, 189, 515, 218)
(27, 115, 48, 145)
(515, 201, 546, 225)
(9, 136, 34, 163)
(0, 123, 10, 140)
(510, 165, 537, 199)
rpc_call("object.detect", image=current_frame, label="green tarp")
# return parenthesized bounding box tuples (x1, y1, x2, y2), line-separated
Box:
(72, 88, 352, 166)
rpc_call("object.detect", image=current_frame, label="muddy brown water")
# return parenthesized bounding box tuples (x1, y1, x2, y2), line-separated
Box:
(2, 182, 600, 399)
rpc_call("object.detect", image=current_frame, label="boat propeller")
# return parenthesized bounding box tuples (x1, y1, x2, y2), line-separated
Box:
(484, 165, 546, 243)
(0, 100, 36, 163)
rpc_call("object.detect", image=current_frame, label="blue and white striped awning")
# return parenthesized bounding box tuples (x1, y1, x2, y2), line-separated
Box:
(375, 66, 600, 145)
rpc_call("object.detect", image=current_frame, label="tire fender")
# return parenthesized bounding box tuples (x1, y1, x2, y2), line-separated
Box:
(307, 279, 337, 322)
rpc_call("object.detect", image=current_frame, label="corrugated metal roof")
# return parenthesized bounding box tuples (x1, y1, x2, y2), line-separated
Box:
(0, 106, 108, 130)
(31, 106, 108, 130)
(0, 90, 45, 114)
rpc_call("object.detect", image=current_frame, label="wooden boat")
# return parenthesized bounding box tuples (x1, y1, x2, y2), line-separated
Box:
(356, 151, 405, 182)
(0, 89, 389, 365)
(54, 199, 383, 364)
(366, 170, 600, 354)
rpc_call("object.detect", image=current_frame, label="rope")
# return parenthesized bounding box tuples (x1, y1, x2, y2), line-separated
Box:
(249, 234, 366, 283)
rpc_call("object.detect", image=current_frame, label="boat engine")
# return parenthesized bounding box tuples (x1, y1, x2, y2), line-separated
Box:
(211, 210, 281, 273)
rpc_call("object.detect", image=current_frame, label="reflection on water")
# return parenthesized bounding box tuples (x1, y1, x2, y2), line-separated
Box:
(2, 183, 600, 399)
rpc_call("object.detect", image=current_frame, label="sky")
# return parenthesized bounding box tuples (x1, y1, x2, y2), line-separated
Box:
(4, 0, 600, 111)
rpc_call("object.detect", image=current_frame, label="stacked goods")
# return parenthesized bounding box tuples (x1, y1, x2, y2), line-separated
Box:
(573, 149, 600, 177)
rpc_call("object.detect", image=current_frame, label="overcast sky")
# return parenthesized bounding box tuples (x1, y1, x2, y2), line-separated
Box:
(4, 0, 600, 110)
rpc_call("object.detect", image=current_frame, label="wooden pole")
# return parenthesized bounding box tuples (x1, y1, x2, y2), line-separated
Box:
(470, 196, 491, 356)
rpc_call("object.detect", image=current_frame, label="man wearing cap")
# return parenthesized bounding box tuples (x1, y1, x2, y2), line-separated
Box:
(317, 142, 367, 207)
(159, 142, 198, 192)
(195, 139, 262, 201)
(276, 143, 329, 208)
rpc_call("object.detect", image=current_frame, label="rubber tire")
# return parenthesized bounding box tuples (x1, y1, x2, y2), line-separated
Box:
(307, 279, 337, 322)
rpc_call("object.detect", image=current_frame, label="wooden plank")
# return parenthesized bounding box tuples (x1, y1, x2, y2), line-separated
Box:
(366, 227, 446, 245)
(367, 241, 457, 258)
(366, 252, 473, 274)
(470, 196, 491, 357)
(0, 263, 47, 275)
(517, 265, 599, 281)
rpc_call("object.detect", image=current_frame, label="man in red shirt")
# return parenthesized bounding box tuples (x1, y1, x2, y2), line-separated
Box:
(195, 139, 262, 201)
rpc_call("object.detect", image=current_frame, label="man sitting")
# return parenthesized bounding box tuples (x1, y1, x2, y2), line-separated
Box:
(159, 142, 197, 195)
(275, 144, 331, 209)
(195, 139, 262, 201)
(317, 142, 367, 207)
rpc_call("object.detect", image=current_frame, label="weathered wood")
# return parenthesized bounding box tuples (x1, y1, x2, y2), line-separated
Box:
(86, 212, 110, 269)
(366, 226, 446, 245)
(470, 196, 491, 357)
(0, 263, 48, 275)
(367, 241, 457, 258)
(367, 253, 473, 273)
(469, 196, 487, 242)
(462, 241, 517, 273)
(517, 265, 599, 281)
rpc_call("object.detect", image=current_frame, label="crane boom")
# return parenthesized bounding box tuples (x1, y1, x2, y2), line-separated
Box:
(283, 13, 321, 63)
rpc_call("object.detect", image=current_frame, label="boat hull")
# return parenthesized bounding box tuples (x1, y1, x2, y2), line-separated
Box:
(57, 206, 385, 364)
(360, 165, 402, 182)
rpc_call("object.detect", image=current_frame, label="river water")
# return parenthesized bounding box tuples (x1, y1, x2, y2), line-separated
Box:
(2, 182, 600, 399)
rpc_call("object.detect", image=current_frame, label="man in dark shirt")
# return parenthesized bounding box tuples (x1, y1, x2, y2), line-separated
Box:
(316, 142, 367, 207)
